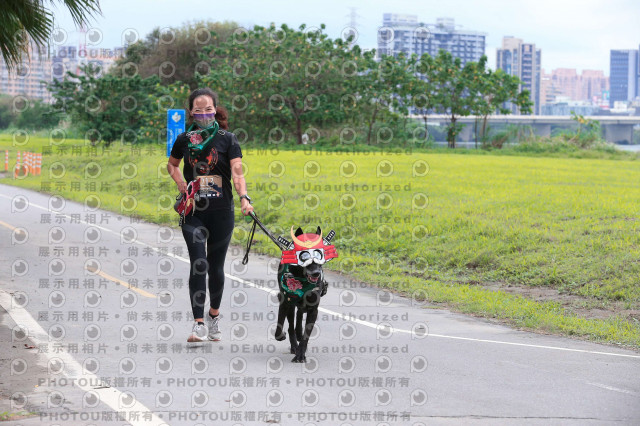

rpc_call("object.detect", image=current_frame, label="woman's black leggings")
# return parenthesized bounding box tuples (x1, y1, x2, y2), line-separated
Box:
(181, 208, 234, 320)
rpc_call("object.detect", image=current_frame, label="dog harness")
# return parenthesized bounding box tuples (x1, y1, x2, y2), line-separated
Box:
(278, 265, 320, 299)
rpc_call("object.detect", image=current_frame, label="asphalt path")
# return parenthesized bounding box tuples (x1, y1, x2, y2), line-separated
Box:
(1, 182, 639, 426)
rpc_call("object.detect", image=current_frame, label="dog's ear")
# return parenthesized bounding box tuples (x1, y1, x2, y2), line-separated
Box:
(295, 227, 304, 237)
(316, 226, 321, 236)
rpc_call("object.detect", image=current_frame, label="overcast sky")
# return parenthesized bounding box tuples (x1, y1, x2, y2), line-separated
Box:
(50, 0, 640, 76)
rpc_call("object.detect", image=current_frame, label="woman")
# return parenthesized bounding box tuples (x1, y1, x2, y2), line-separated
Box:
(167, 88, 254, 342)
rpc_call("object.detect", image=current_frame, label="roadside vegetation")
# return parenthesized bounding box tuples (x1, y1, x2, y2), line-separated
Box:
(2, 19, 639, 350)
(2, 133, 639, 349)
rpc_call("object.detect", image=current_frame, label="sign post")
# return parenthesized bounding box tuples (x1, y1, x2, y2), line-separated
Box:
(166, 109, 186, 157)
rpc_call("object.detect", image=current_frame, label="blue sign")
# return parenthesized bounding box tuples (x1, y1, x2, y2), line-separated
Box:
(166, 109, 186, 157)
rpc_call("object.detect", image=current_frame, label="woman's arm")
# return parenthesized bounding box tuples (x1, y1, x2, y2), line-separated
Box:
(230, 157, 254, 216)
(167, 156, 187, 193)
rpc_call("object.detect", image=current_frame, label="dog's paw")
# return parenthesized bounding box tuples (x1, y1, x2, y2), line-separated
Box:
(292, 345, 307, 362)
(275, 332, 286, 341)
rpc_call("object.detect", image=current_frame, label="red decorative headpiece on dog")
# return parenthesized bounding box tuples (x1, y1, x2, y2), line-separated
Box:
(280, 226, 338, 265)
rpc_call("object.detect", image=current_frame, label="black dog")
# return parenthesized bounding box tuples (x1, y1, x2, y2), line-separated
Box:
(274, 226, 335, 363)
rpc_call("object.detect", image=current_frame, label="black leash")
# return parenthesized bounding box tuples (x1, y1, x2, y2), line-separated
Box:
(242, 215, 258, 265)
(242, 211, 286, 265)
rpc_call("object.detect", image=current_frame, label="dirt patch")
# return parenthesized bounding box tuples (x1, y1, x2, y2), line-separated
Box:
(470, 280, 640, 321)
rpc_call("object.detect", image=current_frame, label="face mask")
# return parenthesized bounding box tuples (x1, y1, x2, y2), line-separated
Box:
(193, 113, 216, 129)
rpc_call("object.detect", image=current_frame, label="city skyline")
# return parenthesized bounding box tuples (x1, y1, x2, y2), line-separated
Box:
(46, 0, 640, 76)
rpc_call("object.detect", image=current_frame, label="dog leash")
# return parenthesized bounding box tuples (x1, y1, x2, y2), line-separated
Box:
(242, 215, 258, 265)
(242, 211, 286, 265)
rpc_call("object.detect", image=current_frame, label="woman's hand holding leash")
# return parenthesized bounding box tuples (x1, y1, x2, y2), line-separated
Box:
(240, 197, 254, 216)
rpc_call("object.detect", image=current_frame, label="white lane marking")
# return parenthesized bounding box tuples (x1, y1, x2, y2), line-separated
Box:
(586, 382, 640, 396)
(227, 275, 640, 360)
(0, 292, 166, 426)
(2, 191, 640, 360)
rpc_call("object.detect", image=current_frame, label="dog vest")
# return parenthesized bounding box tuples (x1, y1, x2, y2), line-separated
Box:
(278, 264, 318, 300)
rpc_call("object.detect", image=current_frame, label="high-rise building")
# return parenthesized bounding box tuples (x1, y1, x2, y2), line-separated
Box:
(1, 38, 123, 103)
(609, 49, 639, 107)
(51, 45, 123, 82)
(52, 46, 79, 82)
(579, 70, 609, 102)
(496, 36, 541, 114)
(377, 14, 486, 66)
(551, 68, 580, 101)
(0, 40, 53, 102)
(539, 68, 609, 106)
(539, 70, 560, 106)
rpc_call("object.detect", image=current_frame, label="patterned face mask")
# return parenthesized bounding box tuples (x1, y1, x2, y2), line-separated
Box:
(193, 113, 216, 129)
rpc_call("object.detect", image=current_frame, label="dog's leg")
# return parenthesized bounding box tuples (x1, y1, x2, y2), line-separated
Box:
(286, 305, 298, 354)
(274, 293, 287, 341)
(293, 307, 318, 363)
(320, 278, 328, 297)
(294, 308, 304, 342)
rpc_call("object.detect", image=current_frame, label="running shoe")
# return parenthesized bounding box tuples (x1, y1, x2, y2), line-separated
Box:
(207, 315, 221, 341)
(187, 322, 208, 343)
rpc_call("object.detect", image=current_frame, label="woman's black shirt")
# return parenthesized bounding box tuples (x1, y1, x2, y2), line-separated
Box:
(170, 128, 242, 212)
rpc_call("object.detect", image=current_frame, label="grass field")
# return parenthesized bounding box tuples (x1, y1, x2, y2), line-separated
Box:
(2, 133, 640, 348)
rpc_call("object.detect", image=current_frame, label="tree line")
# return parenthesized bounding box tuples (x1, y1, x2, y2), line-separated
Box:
(47, 22, 532, 148)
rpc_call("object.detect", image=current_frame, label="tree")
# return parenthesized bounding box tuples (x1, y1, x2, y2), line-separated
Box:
(0, 0, 101, 71)
(469, 61, 533, 147)
(48, 62, 161, 145)
(430, 50, 477, 148)
(348, 51, 417, 144)
(386, 53, 421, 143)
(0, 94, 16, 129)
(108, 20, 238, 89)
(136, 81, 191, 144)
(206, 23, 349, 144)
(14, 98, 61, 129)
(411, 53, 436, 142)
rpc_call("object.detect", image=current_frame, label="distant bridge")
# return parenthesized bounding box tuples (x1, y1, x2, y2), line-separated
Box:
(410, 115, 640, 144)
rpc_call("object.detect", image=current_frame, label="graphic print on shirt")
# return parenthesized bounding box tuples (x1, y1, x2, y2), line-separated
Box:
(186, 131, 222, 199)
(187, 131, 219, 176)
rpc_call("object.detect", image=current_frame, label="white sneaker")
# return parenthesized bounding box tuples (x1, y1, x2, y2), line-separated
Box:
(207, 315, 221, 341)
(187, 322, 208, 343)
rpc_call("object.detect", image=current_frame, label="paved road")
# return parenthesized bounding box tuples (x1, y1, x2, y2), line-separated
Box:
(1, 183, 639, 426)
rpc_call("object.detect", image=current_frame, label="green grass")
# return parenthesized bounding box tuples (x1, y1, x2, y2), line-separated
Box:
(2, 133, 640, 348)
(0, 411, 37, 421)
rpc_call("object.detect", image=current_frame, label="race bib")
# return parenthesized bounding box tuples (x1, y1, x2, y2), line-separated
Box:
(197, 175, 223, 199)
